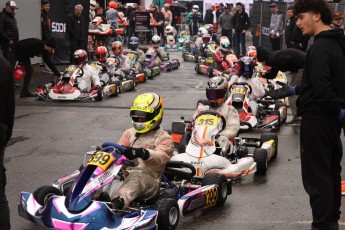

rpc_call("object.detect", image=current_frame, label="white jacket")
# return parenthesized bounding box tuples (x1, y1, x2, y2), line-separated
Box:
(193, 98, 240, 139)
(229, 74, 266, 98)
(76, 64, 101, 92)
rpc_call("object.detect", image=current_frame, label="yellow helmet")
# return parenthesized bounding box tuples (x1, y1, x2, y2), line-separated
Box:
(130, 93, 164, 133)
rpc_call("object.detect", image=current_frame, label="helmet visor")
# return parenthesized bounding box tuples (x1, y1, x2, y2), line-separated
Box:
(130, 110, 155, 122)
(222, 43, 230, 49)
(206, 88, 227, 100)
(152, 40, 160, 45)
(96, 53, 106, 59)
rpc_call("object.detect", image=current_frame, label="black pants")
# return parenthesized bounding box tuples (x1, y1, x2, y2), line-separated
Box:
(70, 40, 87, 64)
(221, 28, 232, 48)
(1, 43, 17, 69)
(270, 37, 281, 51)
(0, 146, 10, 230)
(19, 57, 34, 92)
(300, 118, 342, 230)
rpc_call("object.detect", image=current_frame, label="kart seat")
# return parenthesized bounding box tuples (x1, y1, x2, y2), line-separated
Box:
(164, 161, 196, 180)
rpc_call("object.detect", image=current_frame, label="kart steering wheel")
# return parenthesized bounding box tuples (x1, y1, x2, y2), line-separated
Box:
(101, 142, 135, 166)
(112, 57, 121, 68)
(195, 110, 226, 131)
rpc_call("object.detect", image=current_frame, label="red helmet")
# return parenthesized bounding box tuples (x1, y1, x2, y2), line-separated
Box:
(95, 46, 107, 63)
(112, 41, 123, 55)
(73, 49, 88, 65)
(202, 34, 211, 44)
(109, 1, 117, 9)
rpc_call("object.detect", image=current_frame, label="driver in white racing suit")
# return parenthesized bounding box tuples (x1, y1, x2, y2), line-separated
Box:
(111, 92, 174, 209)
(109, 41, 130, 79)
(229, 56, 266, 115)
(73, 49, 101, 93)
(194, 76, 240, 155)
(151, 35, 169, 64)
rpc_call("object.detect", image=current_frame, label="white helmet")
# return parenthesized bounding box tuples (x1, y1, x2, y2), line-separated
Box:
(152, 35, 161, 48)
(90, 0, 96, 9)
(220, 36, 230, 52)
(192, 5, 199, 12)
(198, 27, 208, 36)
(165, 25, 174, 35)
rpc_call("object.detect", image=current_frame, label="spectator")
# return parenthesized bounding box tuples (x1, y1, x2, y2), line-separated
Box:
(15, 37, 61, 97)
(284, 5, 310, 125)
(231, 2, 250, 57)
(106, 1, 123, 29)
(149, 4, 164, 43)
(126, 3, 138, 42)
(66, 4, 87, 64)
(186, 5, 202, 36)
(331, 11, 344, 33)
(266, 0, 345, 228)
(0, 1, 19, 68)
(161, 3, 172, 27)
(218, 5, 233, 48)
(216, 3, 224, 19)
(89, 0, 96, 22)
(269, 3, 284, 51)
(203, 5, 217, 25)
(0, 56, 14, 230)
(41, 0, 51, 41)
(171, 5, 181, 33)
(95, 6, 107, 24)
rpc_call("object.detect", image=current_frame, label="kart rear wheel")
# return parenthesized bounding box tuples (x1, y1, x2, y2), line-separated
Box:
(195, 64, 201, 74)
(253, 148, 268, 175)
(33, 186, 62, 206)
(260, 133, 278, 158)
(202, 173, 228, 207)
(207, 67, 214, 78)
(154, 198, 179, 230)
(95, 87, 104, 101)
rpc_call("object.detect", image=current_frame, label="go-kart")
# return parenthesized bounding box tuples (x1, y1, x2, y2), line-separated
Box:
(195, 53, 236, 79)
(36, 65, 119, 101)
(177, 31, 191, 49)
(18, 142, 231, 230)
(229, 82, 287, 131)
(143, 48, 162, 78)
(160, 58, 180, 72)
(164, 35, 184, 51)
(122, 51, 148, 83)
(170, 110, 278, 176)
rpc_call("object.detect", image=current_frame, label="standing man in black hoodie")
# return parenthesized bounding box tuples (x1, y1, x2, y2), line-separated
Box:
(266, 0, 345, 229)
(15, 37, 61, 97)
(231, 2, 250, 57)
(0, 1, 19, 68)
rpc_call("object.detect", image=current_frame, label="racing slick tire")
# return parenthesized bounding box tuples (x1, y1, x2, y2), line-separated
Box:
(275, 102, 287, 123)
(167, 64, 173, 72)
(253, 148, 268, 175)
(202, 173, 228, 207)
(33, 185, 63, 206)
(154, 198, 179, 230)
(195, 64, 202, 74)
(260, 133, 278, 158)
(95, 86, 104, 101)
(207, 67, 214, 78)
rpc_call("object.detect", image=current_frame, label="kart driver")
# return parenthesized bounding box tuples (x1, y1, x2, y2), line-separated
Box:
(110, 41, 130, 79)
(229, 56, 266, 115)
(111, 92, 174, 209)
(194, 76, 240, 155)
(151, 35, 169, 64)
(94, 46, 119, 87)
(215, 36, 234, 67)
(124, 36, 145, 70)
(73, 49, 101, 93)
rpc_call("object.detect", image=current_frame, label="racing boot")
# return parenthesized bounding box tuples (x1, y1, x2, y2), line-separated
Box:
(112, 196, 125, 210)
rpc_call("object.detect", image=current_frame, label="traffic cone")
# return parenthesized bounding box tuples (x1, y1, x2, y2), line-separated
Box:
(341, 181, 345, 195)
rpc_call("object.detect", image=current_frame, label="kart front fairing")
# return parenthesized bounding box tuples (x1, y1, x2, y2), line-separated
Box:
(18, 192, 158, 230)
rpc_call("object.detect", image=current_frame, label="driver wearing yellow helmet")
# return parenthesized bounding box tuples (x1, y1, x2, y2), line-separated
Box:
(111, 92, 174, 209)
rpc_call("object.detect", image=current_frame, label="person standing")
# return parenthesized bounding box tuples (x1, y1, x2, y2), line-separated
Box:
(41, 0, 51, 41)
(284, 6, 294, 49)
(266, 0, 345, 229)
(203, 5, 216, 25)
(269, 3, 284, 51)
(216, 3, 224, 19)
(331, 11, 344, 33)
(15, 37, 61, 97)
(186, 5, 202, 36)
(0, 1, 19, 68)
(0, 56, 14, 230)
(218, 5, 233, 48)
(231, 2, 250, 57)
(126, 3, 138, 43)
(66, 4, 87, 64)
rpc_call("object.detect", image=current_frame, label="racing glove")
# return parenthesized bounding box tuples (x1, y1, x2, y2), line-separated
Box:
(265, 81, 297, 99)
(123, 147, 150, 160)
(217, 135, 230, 155)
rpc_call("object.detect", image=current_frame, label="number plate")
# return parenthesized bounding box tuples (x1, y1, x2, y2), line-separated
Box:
(86, 151, 115, 171)
(233, 87, 246, 94)
(196, 114, 218, 126)
(65, 65, 76, 72)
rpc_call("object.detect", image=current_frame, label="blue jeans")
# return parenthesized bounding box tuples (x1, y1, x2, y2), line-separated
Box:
(234, 31, 246, 57)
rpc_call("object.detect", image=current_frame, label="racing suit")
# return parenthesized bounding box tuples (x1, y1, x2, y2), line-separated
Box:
(76, 64, 101, 93)
(229, 74, 266, 115)
(109, 53, 130, 79)
(123, 48, 145, 70)
(193, 98, 240, 154)
(215, 48, 233, 68)
(150, 47, 168, 65)
(111, 127, 174, 207)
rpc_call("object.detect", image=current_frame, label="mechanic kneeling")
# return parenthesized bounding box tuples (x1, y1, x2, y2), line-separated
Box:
(111, 92, 174, 209)
(194, 76, 240, 155)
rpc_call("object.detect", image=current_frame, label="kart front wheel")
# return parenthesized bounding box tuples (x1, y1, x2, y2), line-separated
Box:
(253, 148, 268, 175)
(154, 198, 179, 230)
(95, 87, 104, 101)
(33, 186, 62, 206)
(202, 173, 228, 207)
(260, 133, 278, 158)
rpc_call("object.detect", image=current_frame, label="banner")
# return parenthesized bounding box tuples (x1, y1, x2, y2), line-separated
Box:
(49, 0, 90, 64)
(135, 11, 151, 32)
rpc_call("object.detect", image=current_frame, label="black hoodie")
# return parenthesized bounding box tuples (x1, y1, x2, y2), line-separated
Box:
(297, 29, 345, 118)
